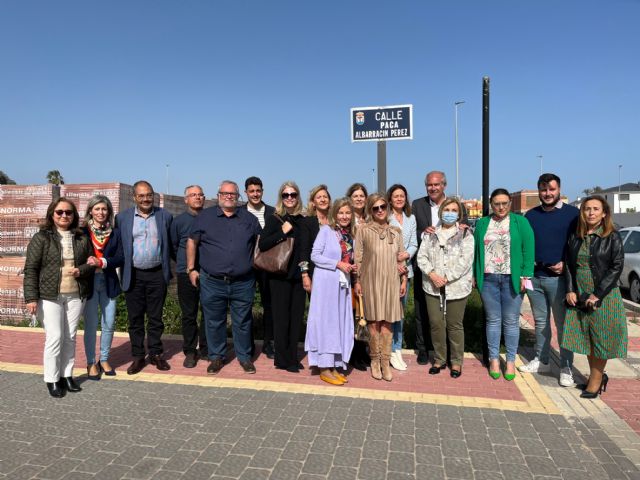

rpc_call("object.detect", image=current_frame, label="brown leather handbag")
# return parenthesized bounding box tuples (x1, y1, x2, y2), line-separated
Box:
(354, 294, 370, 342)
(253, 215, 294, 275)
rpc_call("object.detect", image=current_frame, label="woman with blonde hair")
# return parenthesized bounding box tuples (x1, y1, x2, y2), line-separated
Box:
(300, 184, 332, 294)
(259, 181, 307, 372)
(563, 195, 626, 398)
(305, 198, 356, 385)
(354, 194, 407, 381)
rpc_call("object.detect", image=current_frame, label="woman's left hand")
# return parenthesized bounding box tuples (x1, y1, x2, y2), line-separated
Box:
(520, 278, 527, 293)
(71, 268, 80, 278)
(586, 294, 600, 308)
(397, 251, 410, 262)
(302, 274, 312, 293)
(400, 279, 407, 297)
(397, 263, 408, 275)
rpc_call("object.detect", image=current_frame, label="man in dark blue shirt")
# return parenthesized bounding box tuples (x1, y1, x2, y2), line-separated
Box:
(170, 184, 208, 368)
(519, 173, 579, 387)
(186, 180, 261, 375)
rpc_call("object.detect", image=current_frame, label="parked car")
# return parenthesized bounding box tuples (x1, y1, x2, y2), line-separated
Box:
(619, 226, 640, 303)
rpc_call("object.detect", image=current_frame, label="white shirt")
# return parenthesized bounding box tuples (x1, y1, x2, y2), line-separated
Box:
(247, 203, 266, 229)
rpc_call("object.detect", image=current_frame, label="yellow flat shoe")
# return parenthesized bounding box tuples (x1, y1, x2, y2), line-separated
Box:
(320, 373, 344, 386)
(333, 372, 348, 383)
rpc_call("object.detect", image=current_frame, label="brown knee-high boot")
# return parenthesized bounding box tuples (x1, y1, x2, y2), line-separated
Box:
(380, 330, 393, 382)
(368, 329, 382, 380)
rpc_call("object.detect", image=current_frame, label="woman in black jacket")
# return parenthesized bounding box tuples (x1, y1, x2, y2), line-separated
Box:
(82, 195, 124, 379)
(258, 181, 306, 372)
(23, 198, 94, 398)
(563, 195, 626, 398)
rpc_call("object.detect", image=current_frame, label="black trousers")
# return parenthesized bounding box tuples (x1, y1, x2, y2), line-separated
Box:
(257, 270, 274, 342)
(413, 267, 433, 354)
(270, 277, 305, 369)
(177, 272, 208, 356)
(124, 267, 167, 357)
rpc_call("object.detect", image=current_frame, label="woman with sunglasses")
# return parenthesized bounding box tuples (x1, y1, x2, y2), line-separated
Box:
(473, 188, 535, 381)
(299, 184, 332, 294)
(82, 195, 124, 379)
(354, 194, 407, 381)
(305, 198, 356, 385)
(24, 198, 95, 397)
(259, 182, 307, 372)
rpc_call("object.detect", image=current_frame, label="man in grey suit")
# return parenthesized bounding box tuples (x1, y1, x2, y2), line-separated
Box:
(411, 171, 457, 365)
(116, 180, 173, 375)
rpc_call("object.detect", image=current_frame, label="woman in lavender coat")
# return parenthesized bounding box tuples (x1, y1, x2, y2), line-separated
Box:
(305, 198, 356, 386)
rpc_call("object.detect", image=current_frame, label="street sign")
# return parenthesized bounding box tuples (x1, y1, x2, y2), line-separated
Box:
(350, 104, 413, 142)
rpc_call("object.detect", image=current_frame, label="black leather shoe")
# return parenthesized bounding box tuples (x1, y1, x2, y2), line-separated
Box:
(262, 341, 275, 359)
(450, 369, 462, 379)
(61, 377, 82, 392)
(207, 359, 224, 375)
(127, 357, 146, 375)
(46, 382, 65, 398)
(148, 354, 171, 371)
(417, 351, 429, 365)
(428, 364, 447, 375)
(239, 360, 256, 374)
(183, 352, 198, 369)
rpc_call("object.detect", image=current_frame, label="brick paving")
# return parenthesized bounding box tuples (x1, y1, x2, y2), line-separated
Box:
(1, 369, 640, 480)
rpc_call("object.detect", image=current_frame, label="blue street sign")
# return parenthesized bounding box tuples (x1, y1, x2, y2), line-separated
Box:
(350, 104, 413, 142)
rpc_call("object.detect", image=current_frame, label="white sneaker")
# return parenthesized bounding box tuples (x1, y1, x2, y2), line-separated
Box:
(390, 351, 407, 371)
(559, 367, 575, 387)
(396, 351, 408, 369)
(518, 357, 551, 373)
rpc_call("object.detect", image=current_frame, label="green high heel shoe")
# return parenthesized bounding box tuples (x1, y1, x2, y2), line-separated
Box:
(503, 372, 516, 381)
(489, 370, 501, 380)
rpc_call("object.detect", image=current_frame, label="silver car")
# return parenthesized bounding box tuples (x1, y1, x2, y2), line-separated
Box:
(620, 226, 640, 304)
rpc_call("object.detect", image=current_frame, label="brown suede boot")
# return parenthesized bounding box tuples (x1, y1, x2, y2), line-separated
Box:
(368, 330, 382, 380)
(380, 330, 393, 382)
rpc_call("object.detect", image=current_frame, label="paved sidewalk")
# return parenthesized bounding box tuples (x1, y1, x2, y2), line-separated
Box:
(2, 324, 640, 479)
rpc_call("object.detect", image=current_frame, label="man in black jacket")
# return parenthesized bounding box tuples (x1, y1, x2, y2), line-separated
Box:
(242, 176, 276, 358)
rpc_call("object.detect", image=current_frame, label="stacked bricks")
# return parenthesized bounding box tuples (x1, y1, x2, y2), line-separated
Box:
(60, 183, 141, 221)
(0, 184, 60, 323)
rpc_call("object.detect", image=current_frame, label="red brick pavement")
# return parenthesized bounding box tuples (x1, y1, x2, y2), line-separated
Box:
(0, 327, 525, 402)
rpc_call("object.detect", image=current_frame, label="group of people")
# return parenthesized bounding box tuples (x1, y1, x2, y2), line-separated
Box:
(23, 172, 627, 400)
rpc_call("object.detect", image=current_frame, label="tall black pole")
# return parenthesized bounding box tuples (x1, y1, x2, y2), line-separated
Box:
(481, 76, 490, 367)
(377, 141, 387, 193)
(482, 76, 490, 217)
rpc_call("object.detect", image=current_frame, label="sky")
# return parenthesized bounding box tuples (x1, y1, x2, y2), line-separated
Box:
(1, 1, 639, 205)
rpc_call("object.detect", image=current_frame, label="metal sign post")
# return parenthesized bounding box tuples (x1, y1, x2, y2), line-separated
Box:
(351, 104, 413, 194)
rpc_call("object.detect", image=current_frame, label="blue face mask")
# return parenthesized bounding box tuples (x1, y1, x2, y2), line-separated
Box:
(441, 211, 459, 224)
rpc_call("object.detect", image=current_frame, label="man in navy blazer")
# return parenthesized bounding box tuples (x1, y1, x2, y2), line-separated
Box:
(116, 180, 173, 375)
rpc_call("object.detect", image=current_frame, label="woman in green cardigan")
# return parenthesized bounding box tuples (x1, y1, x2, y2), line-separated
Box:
(474, 189, 535, 380)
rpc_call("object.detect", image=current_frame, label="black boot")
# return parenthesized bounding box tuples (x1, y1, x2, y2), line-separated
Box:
(46, 382, 65, 398)
(61, 377, 82, 392)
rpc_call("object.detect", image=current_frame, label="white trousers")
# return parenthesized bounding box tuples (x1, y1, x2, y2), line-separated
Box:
(38, 294, 84, 382)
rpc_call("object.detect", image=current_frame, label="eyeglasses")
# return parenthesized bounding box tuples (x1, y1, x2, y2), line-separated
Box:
(54, 210, 74, 217)
(218, 191, 238, 198)
(372, 204, 387, 212)
(135, 193, 154, 199)
(281, 192, 299, 199)
(492, 202, 510, 208)
(187, 193, 205, 198)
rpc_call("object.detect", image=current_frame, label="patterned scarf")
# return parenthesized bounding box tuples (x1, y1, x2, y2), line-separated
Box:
(337, 227, 353, 264)
(88, 218, 112, 253)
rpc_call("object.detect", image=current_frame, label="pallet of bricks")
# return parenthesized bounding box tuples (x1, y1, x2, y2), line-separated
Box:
(0, 184, 60, 324)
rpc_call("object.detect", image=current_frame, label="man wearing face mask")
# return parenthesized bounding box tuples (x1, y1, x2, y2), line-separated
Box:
(519, 173, 579, 387)
(411, 171, 468, 365)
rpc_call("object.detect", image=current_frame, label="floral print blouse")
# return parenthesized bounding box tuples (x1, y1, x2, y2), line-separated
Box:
(483, 216, 511, 274)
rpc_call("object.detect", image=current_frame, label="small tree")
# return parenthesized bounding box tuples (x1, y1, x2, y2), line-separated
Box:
(582, 186, 603, 196)
(0, 170, 16, 185)
(46, 170, 65, 185)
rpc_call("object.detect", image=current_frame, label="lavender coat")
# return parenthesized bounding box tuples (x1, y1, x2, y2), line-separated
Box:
(305, 226, 354, 368)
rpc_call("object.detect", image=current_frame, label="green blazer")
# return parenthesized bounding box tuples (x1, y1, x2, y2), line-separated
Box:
(473, 212, 535, 293)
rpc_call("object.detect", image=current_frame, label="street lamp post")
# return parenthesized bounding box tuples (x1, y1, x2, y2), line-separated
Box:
(537, 155, 543, 176)
(454, 101, 465, 198)
(166, 164, 170, 194)
(618, 164, 623, 213)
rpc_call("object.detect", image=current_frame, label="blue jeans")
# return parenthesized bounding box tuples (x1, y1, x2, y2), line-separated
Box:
(481, 274, 523, 362)
(526, 276, 573, 368)
(393, 285, 410, 352)
(200, 272, 255, 363)
(84, 272, 117, 364)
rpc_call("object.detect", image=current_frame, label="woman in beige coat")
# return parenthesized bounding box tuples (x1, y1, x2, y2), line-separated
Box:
(354, 194, 407, 381)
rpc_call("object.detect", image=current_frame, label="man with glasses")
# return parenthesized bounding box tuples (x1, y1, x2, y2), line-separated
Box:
(519, 173, 579, 387)
(116, 180, 174, 375)
(241, 177, 276, 359)
(170, 185, 208, 368)
(186, 180, 261, 375)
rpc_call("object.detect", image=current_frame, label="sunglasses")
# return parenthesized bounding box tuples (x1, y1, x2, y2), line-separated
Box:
(54, 210, 74, 217)
(372, 204, 387, 212)
(281, 192, 299, 199)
